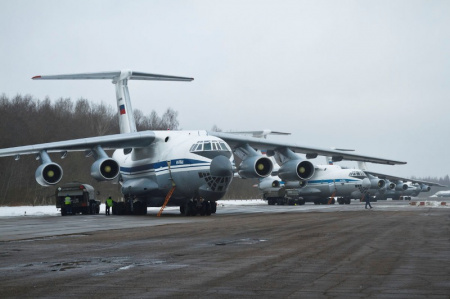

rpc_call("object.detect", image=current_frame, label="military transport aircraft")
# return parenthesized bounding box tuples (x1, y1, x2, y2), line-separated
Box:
(0, 70, 406, 216)
(355, 162, 446, 200)
(258, 164, 383, 205)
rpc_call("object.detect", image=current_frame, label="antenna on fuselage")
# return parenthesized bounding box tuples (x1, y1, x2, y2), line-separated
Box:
(32, 70, 194, 134)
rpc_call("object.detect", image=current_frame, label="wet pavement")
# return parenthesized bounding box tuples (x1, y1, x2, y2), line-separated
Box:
(1, 200, 449, 298)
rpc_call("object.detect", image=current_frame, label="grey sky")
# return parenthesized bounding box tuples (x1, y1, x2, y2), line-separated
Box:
(1, 0, 449, 178)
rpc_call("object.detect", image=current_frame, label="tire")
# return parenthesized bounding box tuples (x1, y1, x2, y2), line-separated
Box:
(206, 202, 212, 216)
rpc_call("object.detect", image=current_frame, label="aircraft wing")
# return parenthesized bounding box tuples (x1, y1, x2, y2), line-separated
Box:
(208, 131, 406, 165)
(0, 131, 156, 158)
(364, 171, 447, 187)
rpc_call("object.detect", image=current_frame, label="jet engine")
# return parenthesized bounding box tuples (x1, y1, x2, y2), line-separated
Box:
(395, 181, 408, 191)
(91, 158, 120, 181)
(278, 159, 315, 181)
(259, 178, 281, 190)
(369, 178, 386, 189)
(420, 184, 431, 192)
(89, 145, 120, 181)
(385, 180, 396, 190)
(35, 162, 63, 186)
(238, 155, 273, 179)
(285, 180, 307, 188)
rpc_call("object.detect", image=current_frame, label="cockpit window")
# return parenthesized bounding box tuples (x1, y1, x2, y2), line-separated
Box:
(219, 142, 228, 150)
(349, 171, 366, 178)
(190, 140, 231, 153)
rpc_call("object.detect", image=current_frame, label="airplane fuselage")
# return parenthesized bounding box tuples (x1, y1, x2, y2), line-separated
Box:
(298, 166, 370, 200)
(260, 165, 372, 202)
(113, 130, 233, 206)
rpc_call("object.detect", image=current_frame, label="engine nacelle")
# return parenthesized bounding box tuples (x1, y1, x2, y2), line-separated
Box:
(91, 158, 120, 181)
(420, 184, 431, 192)
(35, 162, 63, 186)
(385, 180, 396, 190)
(395, 182, 408, 191)
(285, 180, 307, 189)
(278, 159, 315, 181)
(370, 178, 386, 189)
(238, 156, 273, 179)
(259, 177, 281, 190)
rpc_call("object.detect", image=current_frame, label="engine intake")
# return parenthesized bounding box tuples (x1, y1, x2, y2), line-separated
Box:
(35, 163, 63, 186)
(91, 158, 120, 181)
(278, 160, 315, 181)
(421, 184, 431, 192)
(238, 156, 273, 179)
(395, 182, 408, 191)
(369, 178, 386, 189)
(259, 177, 281, 189)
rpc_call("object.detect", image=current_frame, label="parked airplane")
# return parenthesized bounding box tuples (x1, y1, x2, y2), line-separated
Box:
(431, 190, 450, 197)
(0, 70, 406, 216)
(258, 158, 386, 205)
(356, 162, 446, 200)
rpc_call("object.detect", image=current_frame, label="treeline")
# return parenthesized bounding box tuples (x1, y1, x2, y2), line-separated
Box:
(0, 94, 180, 205)
(0, 94, 258, 206)
(410, 175, 450, 187)
(410, 175, 450, 195)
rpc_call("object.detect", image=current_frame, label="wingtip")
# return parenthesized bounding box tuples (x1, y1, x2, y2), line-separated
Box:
(32, 75, 41, 80)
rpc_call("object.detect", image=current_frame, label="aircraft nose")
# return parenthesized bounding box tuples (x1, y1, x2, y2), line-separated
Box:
(210, 155, 233, 177)
(362, 178, 371, 189)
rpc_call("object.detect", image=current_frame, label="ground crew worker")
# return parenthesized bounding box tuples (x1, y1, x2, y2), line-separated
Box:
(106, 196, 113, 215)
(364, 194, 373, 209)
(64, 195, 72, 215)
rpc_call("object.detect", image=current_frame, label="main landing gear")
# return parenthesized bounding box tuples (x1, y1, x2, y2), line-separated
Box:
(180, 198, 217, 216)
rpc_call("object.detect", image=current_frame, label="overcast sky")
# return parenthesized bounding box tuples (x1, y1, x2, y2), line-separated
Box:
(1, 0, 449, 178)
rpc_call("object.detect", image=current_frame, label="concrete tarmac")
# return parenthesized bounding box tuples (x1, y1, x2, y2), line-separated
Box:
(1, 199, 449, 298)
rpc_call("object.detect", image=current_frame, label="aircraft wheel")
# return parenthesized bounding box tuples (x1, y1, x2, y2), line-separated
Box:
(206, 202, 212, 216)
(189, 201, 198, 216)
(200, 202, 207, 216)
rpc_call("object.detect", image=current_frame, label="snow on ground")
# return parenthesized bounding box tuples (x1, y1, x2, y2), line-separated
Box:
(0, 199, 447, 218)
(0, 199, 265, 217)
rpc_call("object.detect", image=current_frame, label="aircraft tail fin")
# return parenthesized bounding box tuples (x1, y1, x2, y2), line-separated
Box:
(33, 70, 194, 134)
(357, 161, 368, 170)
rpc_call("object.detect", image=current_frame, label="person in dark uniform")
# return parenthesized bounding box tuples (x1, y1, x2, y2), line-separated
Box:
(365, 194, 373, 209)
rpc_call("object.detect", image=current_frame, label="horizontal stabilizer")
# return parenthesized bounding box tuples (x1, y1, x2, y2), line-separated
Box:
(32, 70, 194, 82)
(228, 130, 291, 139)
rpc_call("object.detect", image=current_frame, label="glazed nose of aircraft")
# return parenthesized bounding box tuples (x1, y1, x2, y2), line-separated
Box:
(362, 178, 371, 189)
(210, 155, 233, 177)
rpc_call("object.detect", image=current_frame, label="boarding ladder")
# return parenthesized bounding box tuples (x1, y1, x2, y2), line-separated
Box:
(157, 160, 176, 217)
(157, 185, 176, 217)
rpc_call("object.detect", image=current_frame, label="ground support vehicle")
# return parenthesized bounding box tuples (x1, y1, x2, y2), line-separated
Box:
(56, 182, 100, 216)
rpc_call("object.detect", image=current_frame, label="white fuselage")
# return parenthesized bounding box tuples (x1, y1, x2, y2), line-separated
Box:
(260, 165, 371, 200)
(112, 130, 233, 206)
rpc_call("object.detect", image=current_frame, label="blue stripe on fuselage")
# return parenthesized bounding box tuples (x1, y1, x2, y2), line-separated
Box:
(120, 158, 209, 174)
(308, 179, 360, 184)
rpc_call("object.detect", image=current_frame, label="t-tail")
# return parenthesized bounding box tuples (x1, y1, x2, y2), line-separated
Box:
(32, 70, 194, 133)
